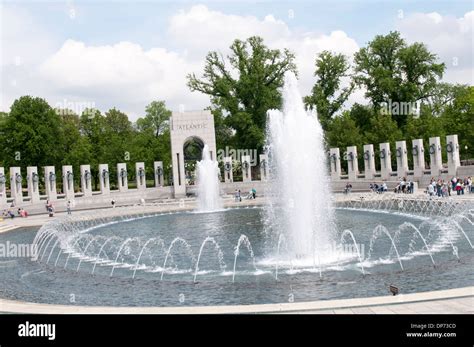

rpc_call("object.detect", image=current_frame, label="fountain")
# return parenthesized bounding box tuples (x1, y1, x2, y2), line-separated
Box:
(2, 74, 472, 308)
(265, 71, 335, 262)
(196, 144, 222, 212)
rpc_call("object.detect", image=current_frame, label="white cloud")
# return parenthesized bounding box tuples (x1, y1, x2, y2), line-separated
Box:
(2, 5, 471, 121)
(8, 4, 361, 119)
(397, 11, 474, 85)
(168, 5, 360, 103)
(168, 5, 291, 57)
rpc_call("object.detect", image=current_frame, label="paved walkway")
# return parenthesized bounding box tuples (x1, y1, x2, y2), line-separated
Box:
(0, 286, 472, 314)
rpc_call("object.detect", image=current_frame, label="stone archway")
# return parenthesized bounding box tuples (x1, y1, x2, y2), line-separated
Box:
(170, 110, 216, 197)
(183, 136, 205, 185)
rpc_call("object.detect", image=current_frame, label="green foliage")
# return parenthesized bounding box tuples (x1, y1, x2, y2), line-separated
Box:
(2, 96, 63, 167)
(187, 36, 297, 152)
(304, 51, 354, 130)
(354, 31, 445, 127)
(441, 86, 474, 159)
(137, 101, 171, 137)
(326, 112, 366, 151)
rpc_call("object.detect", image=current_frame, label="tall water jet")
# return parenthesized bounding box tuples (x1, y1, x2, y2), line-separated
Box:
(265, 71, 335, 262)
(196, 144, 222, 212)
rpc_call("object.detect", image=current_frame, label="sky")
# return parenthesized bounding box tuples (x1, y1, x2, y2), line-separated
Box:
(1, 0, 473, 120)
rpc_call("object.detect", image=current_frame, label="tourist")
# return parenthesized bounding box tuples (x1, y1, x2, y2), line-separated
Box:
(252, 188, 256, 199)
(451, 177, 457, 192)
(238, 190, 242, 202)
(427, 183, 435, 198)
(455, 181, 463, 195)
(467, 176, 472, 193)
(234, 189, 239, 202)
(381, 182, 387, 193)
(111, 199, 116, 208)
(47, 202, 54, 217)
(67, 200, 72, 215)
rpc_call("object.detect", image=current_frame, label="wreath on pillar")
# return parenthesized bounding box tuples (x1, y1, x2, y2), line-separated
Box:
(67, 171, 74, 182)
(412, 145, 418, 156)
(32, 172, 39, 183)
(84, 170, 91, 182)
(224, 162, 231, 172)
(138, 168, 146, 178)
(15, 173, 22, 184)
(330, 153, 337, 163)
(446, 142, 454, 153)
(347, 152, 354, 161)
(363, 151, 370, 161)
(102, 169, 109, 180)
(156, 166, 163, 176)
(119, 168, 128, 178)
(379, 148, 386, 159)
(49, 172, 56, 183)
(242, 161, 249, 170)
(429, 144, 437, 155)
(396, 148, 403, 158)
(260, 159, 267, 170)
(0, 173, 6, 185)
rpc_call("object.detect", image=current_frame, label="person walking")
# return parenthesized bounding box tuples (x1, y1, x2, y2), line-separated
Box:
(66, 200, 72, 215)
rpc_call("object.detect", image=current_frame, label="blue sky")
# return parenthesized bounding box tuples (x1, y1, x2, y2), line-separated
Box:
(1, 0, 473, 118)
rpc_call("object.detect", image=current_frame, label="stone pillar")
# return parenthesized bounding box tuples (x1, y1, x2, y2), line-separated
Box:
(9, 167, 23, 205)
(428, 137, 442, 176)
(346, 146, 358, 180)
(80, 165, 92, 197)
(44, 166, 57, 201)
(26, 166, 40, 204)
(154, 161, 164, 187)
(117, 163, 128, 192)
(98, 164, 110, 195)
(363, 144, 376, 179)
(379, 143, 392, 180)
(259, 154, 268, 181)
(0, 167, 6, 206)
(223, 157, 233, 183)
(329, 148, 341, 180)
(446, 134, 460, 176)
(62, 165, 75, 200)
(395, 141, 408, 178)
(412, 139, 425, 178)
(136, 162, 146, 191)
(241, 155, 251, 182)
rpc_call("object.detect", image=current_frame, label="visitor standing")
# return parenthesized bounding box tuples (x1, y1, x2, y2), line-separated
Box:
(67, 200, 72, 215)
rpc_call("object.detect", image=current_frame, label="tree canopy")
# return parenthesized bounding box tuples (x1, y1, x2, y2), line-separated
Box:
(187, 36, 297, 152)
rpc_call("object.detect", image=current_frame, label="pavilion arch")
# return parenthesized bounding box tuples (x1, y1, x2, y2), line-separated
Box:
(170, 110, 216, 198)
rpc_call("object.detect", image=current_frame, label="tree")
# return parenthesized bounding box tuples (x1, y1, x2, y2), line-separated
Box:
(187, 36, 297, 152)
(137, 101, 172, 137)
(441, 86, 474, 160)
(56, 110, 93, 167)
(354, 31, 445, 127)
(364, 112, 403, 147)
(2, 96, 63, 167)
(326, 112, 366, 152)
(347, 103, 375, 134)
(0, 112, 8, 164)
(304, 51, 354, 130)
